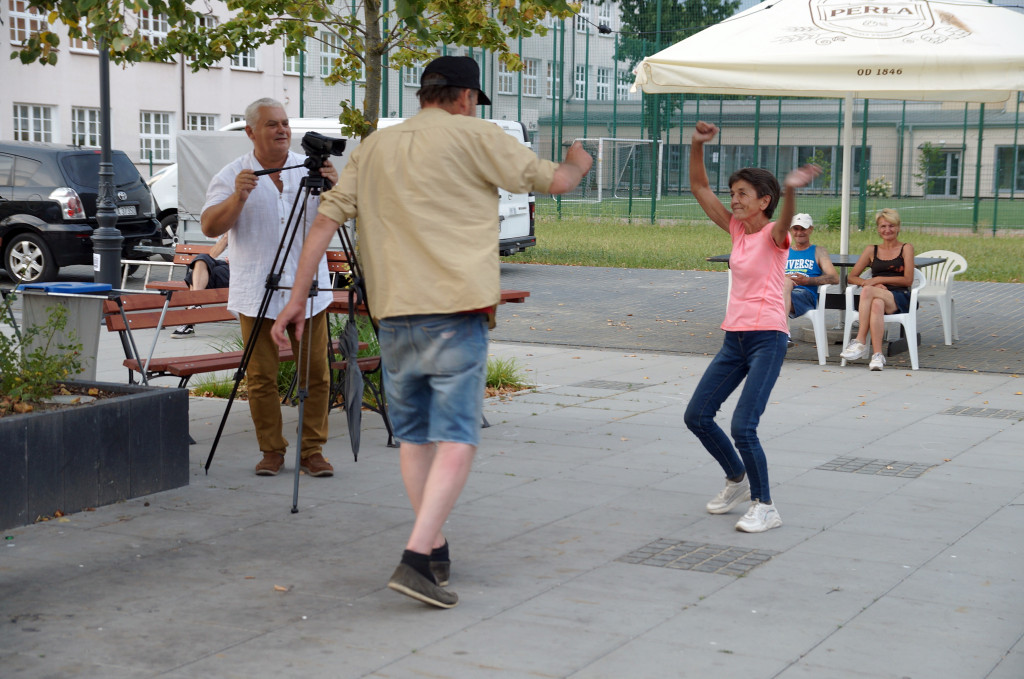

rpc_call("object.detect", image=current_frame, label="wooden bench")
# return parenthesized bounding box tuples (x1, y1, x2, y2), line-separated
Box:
(104, 287, 262, 388)
(102, 285, 394, 443)
(143, 245, 351, 292)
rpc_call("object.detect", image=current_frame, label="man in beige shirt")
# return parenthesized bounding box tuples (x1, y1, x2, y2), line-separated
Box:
(271, 56, 592, 608)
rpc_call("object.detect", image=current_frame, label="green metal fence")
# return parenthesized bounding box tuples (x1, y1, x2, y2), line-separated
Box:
(299, 9, 1024, 233)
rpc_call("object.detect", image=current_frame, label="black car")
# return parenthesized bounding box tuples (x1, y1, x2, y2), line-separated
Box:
(0, 141, 160, 283)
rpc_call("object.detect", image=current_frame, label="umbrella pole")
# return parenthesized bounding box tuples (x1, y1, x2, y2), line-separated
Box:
(840, 92, 854, 257)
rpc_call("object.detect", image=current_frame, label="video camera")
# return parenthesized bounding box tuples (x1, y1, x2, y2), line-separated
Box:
(301, 131, 346, 173)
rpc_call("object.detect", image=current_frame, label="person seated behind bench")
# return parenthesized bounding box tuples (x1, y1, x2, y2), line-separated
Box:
(783, 213, 838, 344)
(173, 235, 230, 338)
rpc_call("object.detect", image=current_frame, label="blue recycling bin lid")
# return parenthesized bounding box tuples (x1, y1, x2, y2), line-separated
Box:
(17, 282, 112, 294)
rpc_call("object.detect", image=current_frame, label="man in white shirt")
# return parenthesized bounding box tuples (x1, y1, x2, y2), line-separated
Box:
(201, 97, 337, 478)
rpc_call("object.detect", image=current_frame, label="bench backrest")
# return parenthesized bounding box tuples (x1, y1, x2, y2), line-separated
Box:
(103, 288, 234, 333)
(172, 243, 347, 274)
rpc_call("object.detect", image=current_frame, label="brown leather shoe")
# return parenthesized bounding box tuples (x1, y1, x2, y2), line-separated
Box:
(300, 453, 334, 477)
(254, 452, 285, 476)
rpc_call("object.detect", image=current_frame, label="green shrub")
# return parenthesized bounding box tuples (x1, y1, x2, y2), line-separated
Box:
(0, 297, 83, 407)
(486, 355, 533, 392)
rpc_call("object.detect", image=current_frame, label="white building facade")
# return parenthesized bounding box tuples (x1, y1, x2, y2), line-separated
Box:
(1, 0, 632, 177)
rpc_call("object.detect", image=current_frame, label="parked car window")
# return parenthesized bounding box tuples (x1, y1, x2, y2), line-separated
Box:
(60, 152, 141, 189)
(0, 154, 13, 188)
(13, 157, 61, 188)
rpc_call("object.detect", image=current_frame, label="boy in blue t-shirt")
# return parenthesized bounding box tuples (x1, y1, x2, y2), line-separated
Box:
(785, 213, 839, 320)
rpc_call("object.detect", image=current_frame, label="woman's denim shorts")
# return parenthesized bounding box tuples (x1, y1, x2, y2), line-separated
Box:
(377, 313, 488, 447)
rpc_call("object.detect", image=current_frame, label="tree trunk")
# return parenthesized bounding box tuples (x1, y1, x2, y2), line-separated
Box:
(362, 0, 383, 134)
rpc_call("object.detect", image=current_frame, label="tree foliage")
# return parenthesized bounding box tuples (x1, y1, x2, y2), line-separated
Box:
(11, 0, 577, 136)
(609, 0, 739, 68)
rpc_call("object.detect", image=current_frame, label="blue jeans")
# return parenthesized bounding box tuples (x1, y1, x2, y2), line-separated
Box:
(378, 313, 489, 446)
(684, 330, 787, 504)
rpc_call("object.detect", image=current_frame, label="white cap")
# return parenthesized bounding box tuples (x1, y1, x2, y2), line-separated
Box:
(791, 213, 814, 228)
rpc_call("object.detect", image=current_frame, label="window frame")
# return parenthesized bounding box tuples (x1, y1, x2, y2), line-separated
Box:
(13, 103, 55, 142)
(71, 107, 102, 148)
(139, 111, 173, 163)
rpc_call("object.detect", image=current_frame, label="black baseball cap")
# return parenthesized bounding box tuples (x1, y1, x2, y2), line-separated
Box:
(421, 56, 492, 106)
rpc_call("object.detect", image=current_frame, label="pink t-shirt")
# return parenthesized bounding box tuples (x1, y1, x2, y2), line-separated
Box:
(721, 216, 790, 333)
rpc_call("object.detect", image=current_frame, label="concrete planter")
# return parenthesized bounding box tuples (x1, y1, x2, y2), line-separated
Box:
(0, 381, 189, 530)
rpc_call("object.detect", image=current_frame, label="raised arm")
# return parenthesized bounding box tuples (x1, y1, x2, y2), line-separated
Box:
(549, 141, 594, 195)
(772, 164, 821, 247)
(201, 170, 258, 238)
(689, 122, 730, 232)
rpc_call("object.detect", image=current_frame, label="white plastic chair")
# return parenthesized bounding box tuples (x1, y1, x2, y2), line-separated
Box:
(726, 271, 835, 365)
(802, 284, 839, 365)
(917, 250, 968, 345)
(841, 268, 926, 370)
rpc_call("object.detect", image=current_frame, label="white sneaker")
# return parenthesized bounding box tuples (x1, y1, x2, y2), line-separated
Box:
(840, 340, 868, 361)
(869, 352, 886, 371)
(735, 501, 782, 532)
(706, 478, 751, 514)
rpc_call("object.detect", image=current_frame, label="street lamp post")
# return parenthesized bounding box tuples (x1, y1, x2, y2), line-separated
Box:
(93, 37, 124, 288)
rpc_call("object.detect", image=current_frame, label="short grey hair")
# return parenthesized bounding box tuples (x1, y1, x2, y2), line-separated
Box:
(244, 98, 285, 126)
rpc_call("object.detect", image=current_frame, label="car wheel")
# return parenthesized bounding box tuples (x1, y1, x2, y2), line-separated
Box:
(4, 232, 58, 283)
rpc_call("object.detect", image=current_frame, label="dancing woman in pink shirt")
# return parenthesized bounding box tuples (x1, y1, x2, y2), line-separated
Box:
(684, 121, 819, 533)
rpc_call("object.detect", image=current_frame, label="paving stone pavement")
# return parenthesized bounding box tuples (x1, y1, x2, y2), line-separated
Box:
(1, 265, 1023, 678)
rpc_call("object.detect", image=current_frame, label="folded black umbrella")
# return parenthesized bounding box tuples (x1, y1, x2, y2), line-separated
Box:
(339, 313, 363, 460)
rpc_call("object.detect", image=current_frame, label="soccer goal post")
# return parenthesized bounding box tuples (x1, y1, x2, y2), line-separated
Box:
(569, 138, 664, 203)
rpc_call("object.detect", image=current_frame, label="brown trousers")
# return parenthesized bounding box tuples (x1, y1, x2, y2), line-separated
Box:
(238, 310, 330, 459)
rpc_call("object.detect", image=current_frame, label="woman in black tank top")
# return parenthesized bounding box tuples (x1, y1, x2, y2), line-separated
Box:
(839, 208, 916, 370)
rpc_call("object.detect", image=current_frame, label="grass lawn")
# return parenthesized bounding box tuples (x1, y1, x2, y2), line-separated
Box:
(510, 215, 1024, 283)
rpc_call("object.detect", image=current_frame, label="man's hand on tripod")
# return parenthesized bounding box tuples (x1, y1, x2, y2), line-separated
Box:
(320, 159, 338, 186)
(271, 303, 306, 351)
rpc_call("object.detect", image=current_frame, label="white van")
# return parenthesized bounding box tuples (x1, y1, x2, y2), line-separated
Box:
(150, 117, 536, 256)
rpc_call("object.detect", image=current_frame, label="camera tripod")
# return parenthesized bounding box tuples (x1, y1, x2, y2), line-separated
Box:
(202, 165, 361, 513)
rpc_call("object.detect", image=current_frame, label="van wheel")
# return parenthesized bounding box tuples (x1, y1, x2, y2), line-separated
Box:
(157, 213, 178, 261)
(4, 233, 57, 284)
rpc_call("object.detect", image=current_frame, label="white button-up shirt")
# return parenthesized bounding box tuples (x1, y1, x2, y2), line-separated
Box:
(203, 151, 332, 320)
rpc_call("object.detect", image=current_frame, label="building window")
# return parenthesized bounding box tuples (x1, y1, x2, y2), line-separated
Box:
(68, 29, 97, 52)
(575, 2, 590, 33)
(598, 2, 613, 32)
(574, 64, 587, 100)
(187, 114, 217, 131)
(71, 107, 101, 147)
(404, 61, 425, 87)
(546, 62, 561, 99)
(139, 111, 172, 163)
(185, 14, 218, 65)
(996, 146, 1024, 193)
(320, 31, 342, 78)
(596, 68, 610, 101)
(13, 104, 54, 142)
(8, 0, 47, 45)
(617, 70, 633, 100)
(523, 58, 539, 97)
(138, 10, 169, 47)
(497, 60, 515, 96)
(230, 49, 257, 70)
(230, 114, 245, 124)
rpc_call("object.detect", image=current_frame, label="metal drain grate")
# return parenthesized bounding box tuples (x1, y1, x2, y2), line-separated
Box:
(573, 379, 641, 391)
(942, 406, 1024, 421)
(618, 539, 778, 576)
(817, 456, 935, 477)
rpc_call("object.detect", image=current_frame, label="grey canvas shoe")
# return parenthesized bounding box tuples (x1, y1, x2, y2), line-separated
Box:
(387, 563, 458, 609)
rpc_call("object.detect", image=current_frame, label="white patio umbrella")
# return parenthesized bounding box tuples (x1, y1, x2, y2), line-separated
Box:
(632, 0, 1024, 254)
